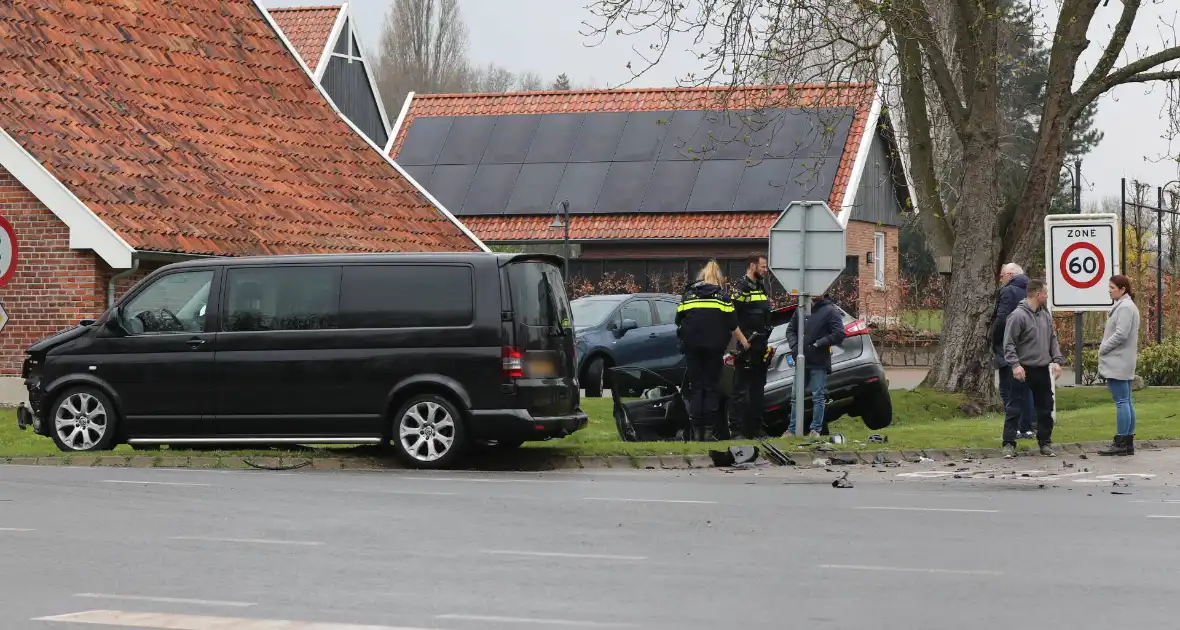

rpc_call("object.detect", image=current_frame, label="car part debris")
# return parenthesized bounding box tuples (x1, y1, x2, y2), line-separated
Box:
(709, 446, 760, 467)
(868, 433, 888, 443)
(756, 438, 795, 466)
(829, 434, 845, 445)
(243, 458, 311, 471)
(828, 452, 859, 465)
(832, 471, 853, 488)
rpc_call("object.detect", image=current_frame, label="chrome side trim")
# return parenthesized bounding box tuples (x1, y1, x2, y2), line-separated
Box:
(127, 437, 382, 445)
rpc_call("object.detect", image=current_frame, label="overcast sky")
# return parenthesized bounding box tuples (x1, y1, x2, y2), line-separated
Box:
(262, 0, 1180, 206)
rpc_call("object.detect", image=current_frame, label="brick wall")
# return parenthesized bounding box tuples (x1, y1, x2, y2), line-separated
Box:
(846, 220, 900, 319)
(0, 166, 115, 374)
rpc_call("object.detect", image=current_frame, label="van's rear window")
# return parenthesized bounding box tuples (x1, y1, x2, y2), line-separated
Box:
(339, 264, 474, 328)
(507, 261, 571, 328)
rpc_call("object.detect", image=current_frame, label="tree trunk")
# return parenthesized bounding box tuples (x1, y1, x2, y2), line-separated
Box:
(921, 140, 1002, 399)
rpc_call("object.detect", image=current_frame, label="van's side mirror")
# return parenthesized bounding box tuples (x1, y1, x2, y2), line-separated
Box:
(105, 309, 128, 335)
(616, 318, 639, 337)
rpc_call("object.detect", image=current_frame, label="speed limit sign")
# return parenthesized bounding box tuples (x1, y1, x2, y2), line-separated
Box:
(1044, 213, 1119, 311)
(0, 214, 17, 289)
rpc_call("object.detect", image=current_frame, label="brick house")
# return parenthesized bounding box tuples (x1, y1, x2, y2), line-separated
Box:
(0, 0, 483, 400)
(387, 84, 914, 317)
(267, 4, 391, 148)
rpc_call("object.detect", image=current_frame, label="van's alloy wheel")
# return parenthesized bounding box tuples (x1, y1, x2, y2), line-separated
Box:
(399, 400, 457, 463)
(53, 391, 110, 451)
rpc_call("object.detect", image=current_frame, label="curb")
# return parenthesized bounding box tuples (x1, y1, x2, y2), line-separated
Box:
(5, 439, 1180, 472)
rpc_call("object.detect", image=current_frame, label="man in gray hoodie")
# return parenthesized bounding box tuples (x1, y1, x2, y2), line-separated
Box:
(1002, 278, 1065, 457)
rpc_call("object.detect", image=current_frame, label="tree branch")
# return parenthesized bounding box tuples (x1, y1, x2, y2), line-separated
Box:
(1074, 44, 1180, 116)
(1080, 0, 1141, 90)
(879, 0, 968, 140)
(1108, 69, 1180, 86)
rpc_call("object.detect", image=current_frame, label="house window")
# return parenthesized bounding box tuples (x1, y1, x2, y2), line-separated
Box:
(874, 232, 886, 289)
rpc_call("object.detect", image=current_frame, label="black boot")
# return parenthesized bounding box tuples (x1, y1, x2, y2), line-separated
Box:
(1098, 435, 1127, 456)
(1127, 434, 1135, 455)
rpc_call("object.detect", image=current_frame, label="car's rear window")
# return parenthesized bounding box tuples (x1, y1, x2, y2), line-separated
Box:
(507, 261, 571, 328)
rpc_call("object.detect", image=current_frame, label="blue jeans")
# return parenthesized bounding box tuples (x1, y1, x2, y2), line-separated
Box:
(1107, 379, 1137, 436)
(788, 368, 828, 434)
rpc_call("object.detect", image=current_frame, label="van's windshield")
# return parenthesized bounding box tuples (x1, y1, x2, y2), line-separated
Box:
(506, 261, 572, 329)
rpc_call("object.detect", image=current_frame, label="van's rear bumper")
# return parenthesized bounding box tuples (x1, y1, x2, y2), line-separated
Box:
(469, 408, 589, 441)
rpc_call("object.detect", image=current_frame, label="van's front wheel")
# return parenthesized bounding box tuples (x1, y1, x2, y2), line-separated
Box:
(391, 394, 467, 469)
(50, 386, 118, 453)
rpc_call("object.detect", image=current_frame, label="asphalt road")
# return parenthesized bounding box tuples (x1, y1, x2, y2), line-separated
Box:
(3, 454, 1180, 630)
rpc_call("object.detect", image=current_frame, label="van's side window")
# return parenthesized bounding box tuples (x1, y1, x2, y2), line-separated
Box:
(121, 270, 214, 335)
(224, 266, 340, 332)
(339, 264, 474, 329)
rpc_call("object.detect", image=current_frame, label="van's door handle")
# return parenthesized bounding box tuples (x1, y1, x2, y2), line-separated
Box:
(187, 337, 206, 349)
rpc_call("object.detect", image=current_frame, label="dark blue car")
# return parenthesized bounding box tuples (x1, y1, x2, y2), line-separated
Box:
(571, 294, 684, 397)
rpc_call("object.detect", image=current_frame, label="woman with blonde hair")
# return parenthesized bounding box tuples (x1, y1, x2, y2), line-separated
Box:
(1098, 275, 1141, 456)
(675, 261, 749, 441)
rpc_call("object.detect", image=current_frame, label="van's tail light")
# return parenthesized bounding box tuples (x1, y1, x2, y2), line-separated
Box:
(844, 319, 870, 337)
(501, 346, 524, 378)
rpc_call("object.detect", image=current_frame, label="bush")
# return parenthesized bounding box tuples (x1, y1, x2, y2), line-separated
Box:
(1081, 339, 1180, 386)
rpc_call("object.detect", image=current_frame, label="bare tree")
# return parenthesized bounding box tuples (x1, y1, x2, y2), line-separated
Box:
(516, 71, 545, 91)
(467, 62, 518, 92)
(585, 0, 1180, 398)
(375, 0, 470, 112)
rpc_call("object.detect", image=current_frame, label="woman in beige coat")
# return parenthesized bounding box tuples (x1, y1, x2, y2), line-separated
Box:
(1098, 275, 1141, 456)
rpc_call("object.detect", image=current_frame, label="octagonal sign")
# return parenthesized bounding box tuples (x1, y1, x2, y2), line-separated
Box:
(768, 200, 847, 295)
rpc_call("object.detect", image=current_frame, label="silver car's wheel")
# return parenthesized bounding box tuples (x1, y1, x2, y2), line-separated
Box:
(394, 396, 465, 467)
(52, 389, 114, 452)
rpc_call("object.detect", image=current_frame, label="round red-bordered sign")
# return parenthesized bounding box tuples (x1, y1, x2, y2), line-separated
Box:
(0, 214, 17, 289)
(1059, 241, 1105, 289)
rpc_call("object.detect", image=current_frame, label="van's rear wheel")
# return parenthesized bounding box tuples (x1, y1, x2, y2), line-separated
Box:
(50, 386, 118, 453)
(391, 394, 467, 469)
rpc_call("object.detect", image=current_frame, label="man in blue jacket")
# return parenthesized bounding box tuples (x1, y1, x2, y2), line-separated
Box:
(992, 263, 1036, 438)
(786, 294, 847, 437)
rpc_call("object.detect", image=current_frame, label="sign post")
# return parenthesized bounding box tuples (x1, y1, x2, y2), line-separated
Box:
(1044, 213, 1120, 386)
(769, 201, 847, 434)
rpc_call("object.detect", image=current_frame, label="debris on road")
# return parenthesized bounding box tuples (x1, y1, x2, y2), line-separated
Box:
(832, 471, 853, 488)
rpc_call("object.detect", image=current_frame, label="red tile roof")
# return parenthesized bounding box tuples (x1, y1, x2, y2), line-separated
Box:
(392, 84, 876, 242)
(0, 0, 479, 258)
(268, 5, 341, 73)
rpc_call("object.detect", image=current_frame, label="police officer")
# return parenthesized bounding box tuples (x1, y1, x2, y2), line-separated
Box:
(676, 261, 748, 441)
(730, 252, 772, 439)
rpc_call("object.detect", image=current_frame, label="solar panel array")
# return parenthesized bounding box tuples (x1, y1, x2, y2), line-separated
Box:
(398, 108, 855, 216)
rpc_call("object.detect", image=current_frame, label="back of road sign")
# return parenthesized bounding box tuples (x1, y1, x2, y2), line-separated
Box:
(1044, 213, 1119, 311)
(769, 200, 847, 296)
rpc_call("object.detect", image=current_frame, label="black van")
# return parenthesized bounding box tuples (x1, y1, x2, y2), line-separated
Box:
(15, 253, 586, 468)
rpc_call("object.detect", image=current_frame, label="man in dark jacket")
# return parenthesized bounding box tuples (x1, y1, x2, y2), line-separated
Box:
(992, 263, 1036, 438)
(785, 294, 846, 437)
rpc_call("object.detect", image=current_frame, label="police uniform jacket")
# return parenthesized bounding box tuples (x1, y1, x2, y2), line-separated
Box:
(733, 275, 771, 336)
(675, 281, 738, 351)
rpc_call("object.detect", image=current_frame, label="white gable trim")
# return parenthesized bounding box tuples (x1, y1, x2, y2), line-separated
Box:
(837, 84, 883, 228)
(0, 126, 135, 269)
(385, 91, 416, 156)
(884, 104, 921, 216)
(313, 4, 348, 81)
(252, 0, 489, 253)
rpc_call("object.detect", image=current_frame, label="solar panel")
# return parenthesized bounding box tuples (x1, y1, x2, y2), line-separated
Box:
(594, 162, 657, 213)
(436, 116, 497, 165)
(481, 115, 541, 164)
(427, 164, 478, 215)
(504, 163, 567, 214)
(730, 158, 792, 212)
(764, 107, 855, 159)
(461, 163, 523, 215)
(525, 113, 584, 163)
(395, 116, 454, 166)
(402, 164, 435, 187)
(708, 110, 760, 160)
(568, 112, 627, 163)
(657, 110, 709, 161)
(550, 162, 610, 214)
(781, 156, 841, 204)
(640, 160, 701, 213)
(685, 159, 748, 212)
(613, 111, 673, 162)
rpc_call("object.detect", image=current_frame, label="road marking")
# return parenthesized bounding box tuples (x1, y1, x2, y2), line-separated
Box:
(102, 480, 212, 487)
(582, 497, 716, 505)
(483, 550, 647, 561)
(436, 614, 638, 628)
(0, 527, 34, 532)
(33, 610, 430, 629)
(855, 506, 999, 513)
(399, 476, 575, 484)
(1131, 500, 1180, 504)
(74, 594, 255, 608)
(169, 536, 324, 547)
(1146, 515, 1180, 519)
(819, 564, 1001, 576)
